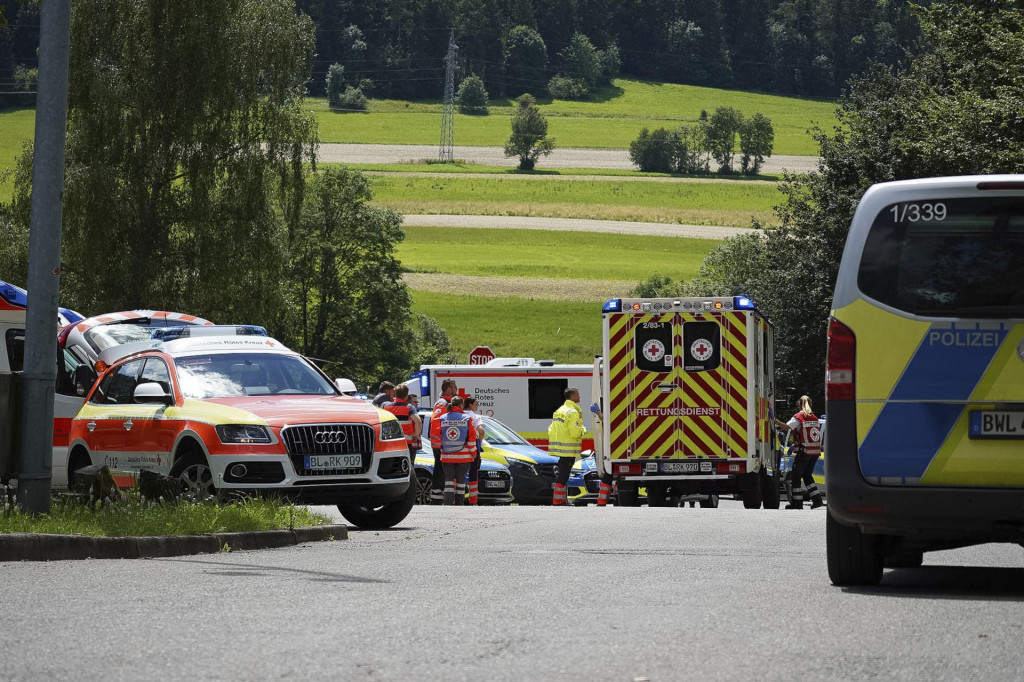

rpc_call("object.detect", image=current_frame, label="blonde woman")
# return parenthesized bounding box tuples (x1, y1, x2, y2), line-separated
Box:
(774, 395, 825, 509)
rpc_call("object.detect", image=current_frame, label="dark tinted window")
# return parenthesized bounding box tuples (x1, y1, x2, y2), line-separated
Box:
(5, 328, 24, 372)
(528, 378, 567, 420)
(683, 320, 721, 372)
(634, 321, 673, 373)
(859, 198, 1024, 317)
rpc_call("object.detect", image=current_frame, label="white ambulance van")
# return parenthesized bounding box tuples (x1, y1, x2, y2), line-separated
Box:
(827, 176, 1024, 586)
(592, 296, 779, 508)
(409, 359, 594, 451)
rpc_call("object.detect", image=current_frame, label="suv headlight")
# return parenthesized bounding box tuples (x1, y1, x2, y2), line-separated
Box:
(216, 424, 272, 444)
(506, 459, 538, 476)
(380, 419, 405, 441)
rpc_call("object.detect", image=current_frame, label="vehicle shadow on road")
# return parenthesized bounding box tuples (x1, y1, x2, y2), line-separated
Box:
(157, 557, 390, 584)
(845, 566, 1024, 601)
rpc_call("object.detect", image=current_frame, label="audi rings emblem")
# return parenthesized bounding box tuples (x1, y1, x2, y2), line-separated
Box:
(314, 430, 348, 445)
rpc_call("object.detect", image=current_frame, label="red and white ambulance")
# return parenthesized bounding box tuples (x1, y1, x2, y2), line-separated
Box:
(409, 359, 595, 451)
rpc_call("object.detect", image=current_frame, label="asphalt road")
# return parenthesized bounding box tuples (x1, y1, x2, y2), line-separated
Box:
(319, 143, 819, 175)
(2, 504, 1022, 681)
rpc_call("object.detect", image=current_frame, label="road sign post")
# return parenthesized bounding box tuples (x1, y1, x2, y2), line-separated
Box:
(468, 346, 495, 365)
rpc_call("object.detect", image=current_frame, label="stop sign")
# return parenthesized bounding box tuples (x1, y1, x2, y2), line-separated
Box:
(468, 345, 495, 365)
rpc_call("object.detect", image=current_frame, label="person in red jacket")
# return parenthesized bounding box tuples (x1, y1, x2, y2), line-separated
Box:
(774, 395, 825, 510)
(439, 396, 476, 505)
(429, 379, 457, 504)
(382, 384, 421, 459)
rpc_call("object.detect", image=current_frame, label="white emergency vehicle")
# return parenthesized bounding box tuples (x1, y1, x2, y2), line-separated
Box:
(409, 359, 595, 451)
(591, 296, 781, 508)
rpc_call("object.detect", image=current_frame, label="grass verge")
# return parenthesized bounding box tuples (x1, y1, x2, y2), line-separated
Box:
(373, 175, 781, 227)
(399, 226, 719, 282)
(411, 289, 604, 363)
(0, 494, 331, 536)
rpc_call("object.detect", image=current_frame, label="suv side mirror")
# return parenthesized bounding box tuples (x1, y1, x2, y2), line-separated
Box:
(134, 381, 173, 406)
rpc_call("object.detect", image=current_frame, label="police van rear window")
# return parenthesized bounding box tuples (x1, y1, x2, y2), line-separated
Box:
(858, 197, 1024, 318)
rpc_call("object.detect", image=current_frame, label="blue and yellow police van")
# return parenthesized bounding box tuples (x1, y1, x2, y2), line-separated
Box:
(826, 176, 1024, 586)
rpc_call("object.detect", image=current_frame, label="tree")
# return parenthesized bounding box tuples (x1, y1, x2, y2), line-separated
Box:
(503, 93, 555, 170)
(597, 41, 621, 86)
(326, 63, 346, 106)
(2, 0, 317, 321)
(702, 106, 744, 173)
(738, 113, 774, 175)
(629, 127, 678, 173)
(505, 25, 548, 94)
(455, 74, 489, 114)
(287, 167, 419, 386)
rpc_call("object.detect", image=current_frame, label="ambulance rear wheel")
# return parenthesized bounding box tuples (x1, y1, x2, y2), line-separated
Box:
(741, 473, 763, 509)
(647, 485, 669, 507)
(616, 484, 640, 507)
(826, 511, 883, 586)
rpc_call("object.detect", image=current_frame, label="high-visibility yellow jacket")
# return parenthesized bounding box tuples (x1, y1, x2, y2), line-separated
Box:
(548, 399, 584, 457)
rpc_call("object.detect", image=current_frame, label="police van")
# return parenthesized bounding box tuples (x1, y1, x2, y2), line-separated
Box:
(826, 176, 1024, 586)
(591, 296, 779, 508)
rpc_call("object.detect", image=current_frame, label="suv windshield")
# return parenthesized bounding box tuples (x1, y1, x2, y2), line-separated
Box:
(858, 197, 1024, 317)
(481, 417, 529, 445)
(174, 352, 336, 398)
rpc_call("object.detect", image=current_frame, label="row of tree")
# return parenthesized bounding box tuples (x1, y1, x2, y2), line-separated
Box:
(629, 107, 774, 175)
(0, 0, 457, 388)
(631, 0, 1024, 405)
(291, 0, 925, 100)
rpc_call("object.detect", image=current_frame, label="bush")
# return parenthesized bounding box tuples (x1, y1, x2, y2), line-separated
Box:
(547, 75, 588, 100)
(337, 86, 368, 111)
(12, 65, 37, 107)
(629, 127, 678, 173)
(456, 75, 489, 114)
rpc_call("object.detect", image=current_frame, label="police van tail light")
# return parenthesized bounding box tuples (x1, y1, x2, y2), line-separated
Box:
(826, 317, 855, 401)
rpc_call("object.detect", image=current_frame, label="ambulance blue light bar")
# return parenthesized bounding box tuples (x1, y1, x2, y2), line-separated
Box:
(733, 296, 755, 310)
(602, 298, 622, 312)
(151, 325, 268, 341)
(0, 280, 28, 308)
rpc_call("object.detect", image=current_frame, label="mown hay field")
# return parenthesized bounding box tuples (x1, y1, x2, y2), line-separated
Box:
(372, 174, 782, 227)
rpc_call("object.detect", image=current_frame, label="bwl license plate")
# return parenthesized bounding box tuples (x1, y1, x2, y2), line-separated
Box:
(484, 480, 506, 489)
(305, 454, 362, 469)
(662, 461, 700, 473)
(969, 411, 1024, 439)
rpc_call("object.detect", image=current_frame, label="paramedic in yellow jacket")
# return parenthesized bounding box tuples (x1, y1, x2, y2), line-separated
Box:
(548, 387, 585, 506)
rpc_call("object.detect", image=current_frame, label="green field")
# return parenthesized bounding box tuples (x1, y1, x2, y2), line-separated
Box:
(312, 78, 836, 155)
(412, 290, 601, 363)
(373, 174, 781, 227)
(399, 226, 716, 282)
(0, 108, 33, 202)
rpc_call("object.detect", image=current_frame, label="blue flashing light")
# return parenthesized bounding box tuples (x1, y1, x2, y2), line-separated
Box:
(602, 298, 622, 313)
(59, 308, 85, 324)
(0, 280, 28, 308)
(733, 296, 755, 310)
(151, 324, 268, 342)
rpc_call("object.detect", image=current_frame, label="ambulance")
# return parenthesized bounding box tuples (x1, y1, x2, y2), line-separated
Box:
(591, 296, 780, 508)
(409, 359, 594, 451)
(826, 176, 1024, 586)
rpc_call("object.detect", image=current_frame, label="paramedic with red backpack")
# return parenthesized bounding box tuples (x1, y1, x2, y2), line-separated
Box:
(429, 379, 457, 504)
(440, 396, 476, 505)
(774, 395, 825, 510)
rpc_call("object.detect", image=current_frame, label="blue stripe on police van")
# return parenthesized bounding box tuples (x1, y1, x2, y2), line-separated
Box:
(888, 322, 1008, 401)
(859, 322, 1009, 481)
(858, 402, 965, 481)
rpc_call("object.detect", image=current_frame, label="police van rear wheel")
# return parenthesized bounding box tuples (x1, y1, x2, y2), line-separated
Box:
(337, 479, 416, 530)
(826, 511, 883, 586)
(414, 470, 433, 505)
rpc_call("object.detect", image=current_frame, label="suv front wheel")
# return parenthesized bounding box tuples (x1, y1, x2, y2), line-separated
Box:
(337, 480, 416, 529)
